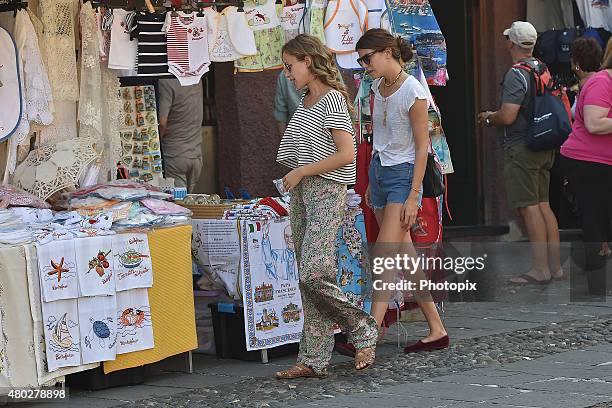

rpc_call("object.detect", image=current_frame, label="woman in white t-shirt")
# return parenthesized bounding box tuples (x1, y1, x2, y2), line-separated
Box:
(356, 28, 449, 354)
(275, 34, 378, 379)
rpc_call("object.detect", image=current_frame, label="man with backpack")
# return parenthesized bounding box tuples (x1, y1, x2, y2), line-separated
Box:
(478, 21, 565, 285)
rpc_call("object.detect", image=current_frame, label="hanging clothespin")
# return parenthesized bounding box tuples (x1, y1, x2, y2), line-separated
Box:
(196, 1, 204, 16)
(237, 0, 244, 11)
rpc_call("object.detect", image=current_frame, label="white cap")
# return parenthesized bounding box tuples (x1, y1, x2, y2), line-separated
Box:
(503, 21, 538, 48)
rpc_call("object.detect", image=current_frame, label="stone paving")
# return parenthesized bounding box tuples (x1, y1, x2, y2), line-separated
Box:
(22, 243, 612, 408)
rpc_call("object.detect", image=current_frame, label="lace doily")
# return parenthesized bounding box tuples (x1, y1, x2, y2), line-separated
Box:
(13, 138, 99, 200)
(39, 0, 79, 102)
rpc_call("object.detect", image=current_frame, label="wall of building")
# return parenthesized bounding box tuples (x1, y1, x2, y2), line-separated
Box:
(474, 0, 526, 225)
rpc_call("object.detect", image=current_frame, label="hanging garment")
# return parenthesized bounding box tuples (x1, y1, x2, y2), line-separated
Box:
(306, 0, 327, 44)
(35, 101, 78, 146)
(324, 0, 368, 54)
(115, 288, 154, 355)
(244, 0, 282, 30)
(364, 0, 385, 30)
(0, 27, 21, 143)
(41, 298, 82, 372)
(14, 10, 53, 127)
(576, 0, 612, 31)
(236, 0, 284, 72)
(164, 12, 211, 86)
(281, 3, 306, 42)
(75, 236, 116, 296)
(386, 0, 447, 86)
(131, 11, 173, 78)
(108, 9, 138, 70)
(78, 295, 117, 364)
(79, 6, 104, 146)
(205, 7, 257, 62)
(112, 233, 154, 291)
(527, 0, 575, 32)
(36, 240, 79, 302)
(39, 0, 79, 102)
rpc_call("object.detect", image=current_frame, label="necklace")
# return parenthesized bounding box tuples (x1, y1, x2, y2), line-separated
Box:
(383, 70, 403, 87)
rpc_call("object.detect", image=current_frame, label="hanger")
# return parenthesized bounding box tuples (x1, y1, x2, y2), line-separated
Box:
(196, 1, 205, 16)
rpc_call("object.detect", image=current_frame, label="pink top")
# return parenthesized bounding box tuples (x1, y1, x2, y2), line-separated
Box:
(561, 70, 612, 166)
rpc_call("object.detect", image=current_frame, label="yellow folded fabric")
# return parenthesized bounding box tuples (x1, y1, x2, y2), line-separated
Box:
(104, 225, 197, 373)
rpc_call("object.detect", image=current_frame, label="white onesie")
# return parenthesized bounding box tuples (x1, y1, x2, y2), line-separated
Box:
(164, 12, 211, 86)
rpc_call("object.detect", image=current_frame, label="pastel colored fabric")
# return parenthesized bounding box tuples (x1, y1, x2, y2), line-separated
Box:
(140, 198, 192, 215)
(0, 184, 51, 209)
(104, 225, 197, 373)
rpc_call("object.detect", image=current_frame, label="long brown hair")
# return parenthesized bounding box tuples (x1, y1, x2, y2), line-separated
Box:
(282, 34, 354, 115)
(356, 28, 413, 64)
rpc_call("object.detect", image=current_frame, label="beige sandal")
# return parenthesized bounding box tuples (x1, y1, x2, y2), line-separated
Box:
(275, 364, 327, 379)
(355, 346, 375, 371)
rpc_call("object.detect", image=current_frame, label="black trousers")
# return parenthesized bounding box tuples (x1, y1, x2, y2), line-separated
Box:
(562, 156, 612, 294)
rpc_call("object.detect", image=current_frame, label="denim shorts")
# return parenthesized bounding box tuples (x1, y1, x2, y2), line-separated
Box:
(368, 153, 422, 210)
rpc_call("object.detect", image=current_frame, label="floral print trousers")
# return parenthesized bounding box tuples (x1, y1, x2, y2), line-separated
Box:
(291, 176, 377, 374)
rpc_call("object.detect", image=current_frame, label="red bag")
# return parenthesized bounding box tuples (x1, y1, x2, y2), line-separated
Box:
(410, 196, 442, 249)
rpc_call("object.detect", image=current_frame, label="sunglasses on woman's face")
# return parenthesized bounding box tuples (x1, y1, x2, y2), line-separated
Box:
(284, 62, 293, 73)
(357, 50, 380, 67)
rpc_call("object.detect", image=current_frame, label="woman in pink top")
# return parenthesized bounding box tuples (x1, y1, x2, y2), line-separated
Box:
(560, 38, 612, 295)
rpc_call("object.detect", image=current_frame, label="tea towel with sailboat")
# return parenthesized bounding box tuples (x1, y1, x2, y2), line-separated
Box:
(42, 299, 81, 372)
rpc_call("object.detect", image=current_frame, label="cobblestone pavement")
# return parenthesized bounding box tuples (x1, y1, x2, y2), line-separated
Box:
(24, 244, 612, 408)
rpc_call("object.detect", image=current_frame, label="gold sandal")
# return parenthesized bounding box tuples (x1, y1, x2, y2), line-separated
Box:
(355, 346, 375, 371)
(275, 364, 327, 379)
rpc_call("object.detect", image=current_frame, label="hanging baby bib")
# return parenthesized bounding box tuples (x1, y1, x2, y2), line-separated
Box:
(0, 27, 22, 143)
(324, 0, 368, 54)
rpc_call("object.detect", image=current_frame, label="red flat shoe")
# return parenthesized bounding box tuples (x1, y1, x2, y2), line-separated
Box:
(404, 335, 450, 353)
(334, 342, 356, 358)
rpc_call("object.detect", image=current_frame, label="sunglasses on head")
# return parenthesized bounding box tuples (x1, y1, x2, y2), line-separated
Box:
(356, 50, 380, 67)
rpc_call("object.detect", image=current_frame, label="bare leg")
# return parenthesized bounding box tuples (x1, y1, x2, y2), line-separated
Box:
(370, 206, 447, 343)
(510, 205, 552, 283)
(399, 232, 447, 342)
(538, 202, 562, 278)
(370, 205, 402, 326)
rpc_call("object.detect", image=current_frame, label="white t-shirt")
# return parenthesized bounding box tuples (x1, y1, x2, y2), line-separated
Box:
(108, 9, 138, 70)
(576, 0, 612, 31)
(372, 75, 429, 166)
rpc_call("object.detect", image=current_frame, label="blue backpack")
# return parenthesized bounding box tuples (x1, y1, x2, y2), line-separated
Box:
(514, 61, 572, 152)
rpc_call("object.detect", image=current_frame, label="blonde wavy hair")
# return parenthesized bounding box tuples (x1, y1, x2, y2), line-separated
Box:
(282, 34, 354, 115)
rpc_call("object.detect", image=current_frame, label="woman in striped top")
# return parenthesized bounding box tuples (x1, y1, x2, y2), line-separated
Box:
(275, 34, 378, 379)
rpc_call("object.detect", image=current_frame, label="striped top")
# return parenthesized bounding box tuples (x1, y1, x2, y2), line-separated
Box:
(277, 89, 356, 185)
(131, 12, 173, 78)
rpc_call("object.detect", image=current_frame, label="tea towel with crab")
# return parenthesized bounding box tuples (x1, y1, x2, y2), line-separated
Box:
(75, 236, 116, 296)
(36, 240, 79, 302)
(112, 233, 153, 291)
(115, 288, 154, 354)
(78, 295, 117, 364)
